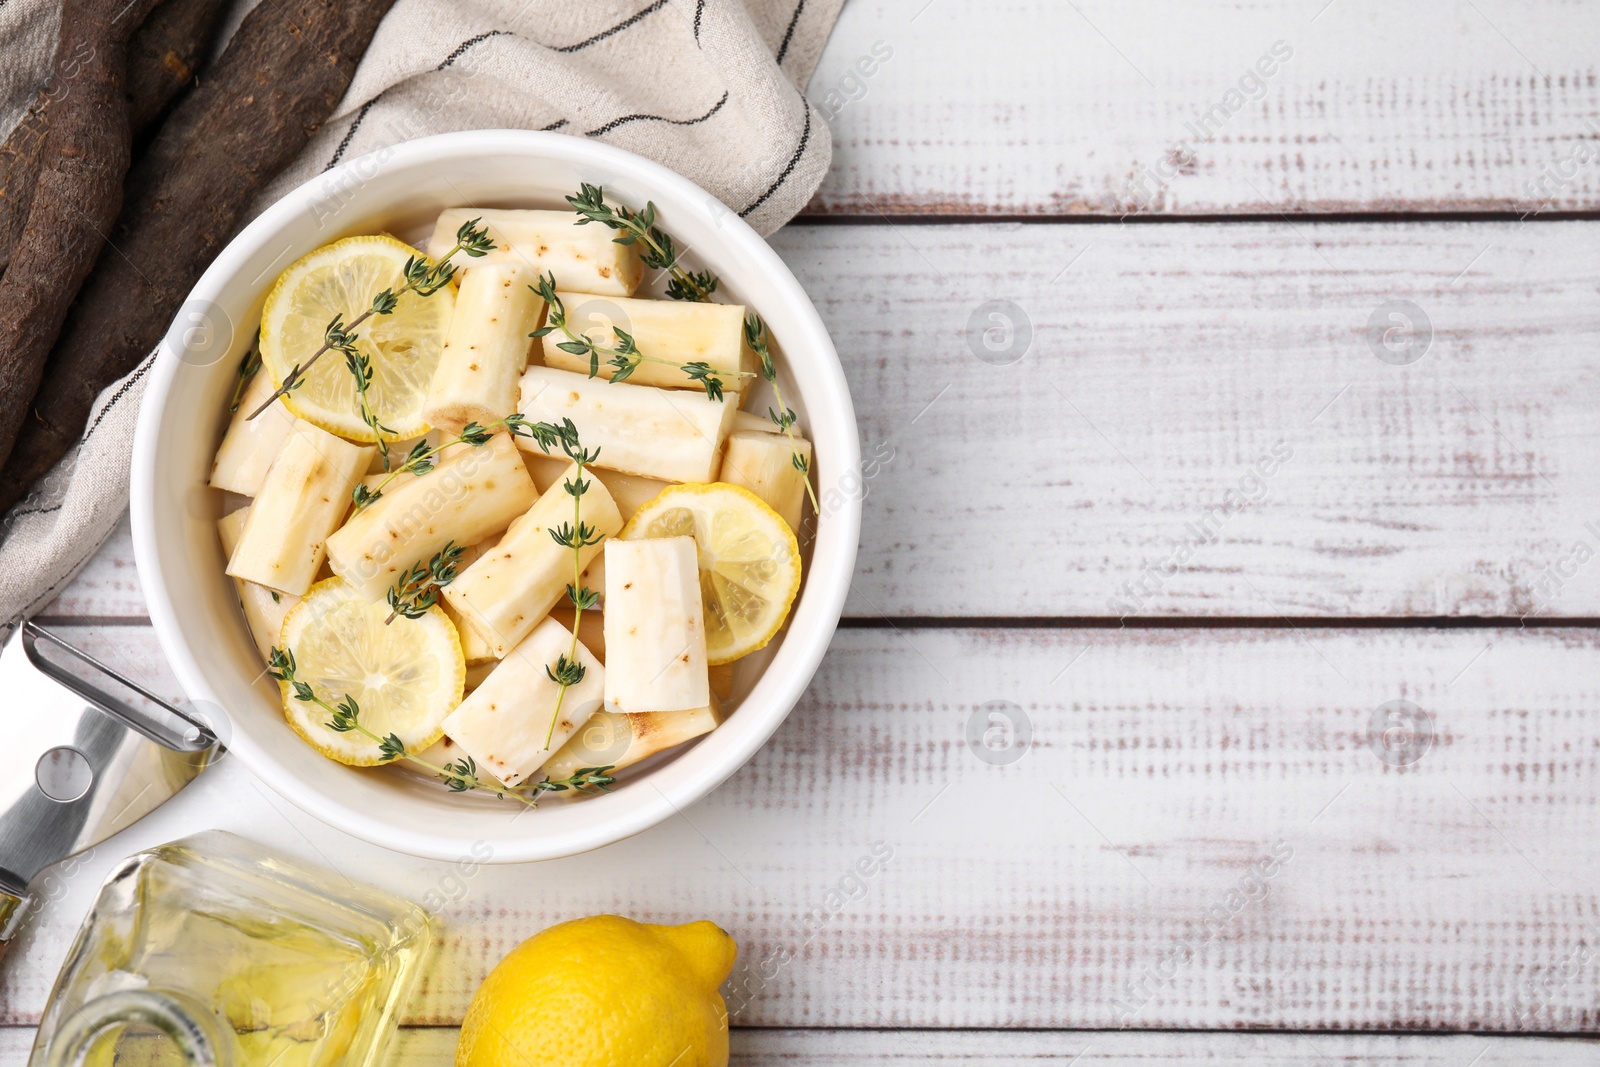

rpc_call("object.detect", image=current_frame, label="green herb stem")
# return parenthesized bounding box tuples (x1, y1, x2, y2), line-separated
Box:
(267, 647, 539, 806)
(769, 377, 819, 511)
(353, 414, 544, 511)
(228, 346, 262, 413)
(547, 463, 588, 748)
(565, 185, 817, 515)
(567, 184, 718, 303)
(339, 340, 395, 465)
(744, 313, 820, 512)
(246, 220, 495, 422)
(384, 542, 466, 624)
(531, 274, 750, 402)
(533, 765, 619, 795)
(518, 419, 605, 748)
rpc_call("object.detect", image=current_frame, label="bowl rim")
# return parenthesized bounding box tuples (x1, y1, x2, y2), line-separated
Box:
(130, 129, 860, 862)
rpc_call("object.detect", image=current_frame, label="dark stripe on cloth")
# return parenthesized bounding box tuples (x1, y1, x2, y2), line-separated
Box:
(583, 89, 728, 137)
(83, 359, 153, 444)
(325, 30, 515, 169)
(439, 29, 513, 68)
(554, 1, 668, 53)
(740, 96, 811, 217)
(326, 97, 380, 169)
(775, 0, 806, 65)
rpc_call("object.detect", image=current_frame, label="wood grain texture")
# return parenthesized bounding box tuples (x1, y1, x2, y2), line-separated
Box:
(50, 219, 1600, 622)
(11, 3, 1596, 1053)
(5, 624, 1598, 1032)
(736, 1031, 1600, 1065)
(805, 0, 1600, 216)
(43, 515, 144, 621)
(5, 1026, 1599, 1063)
(768, 219, 1600, 618)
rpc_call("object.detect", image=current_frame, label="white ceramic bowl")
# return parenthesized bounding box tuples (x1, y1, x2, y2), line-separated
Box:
(132, 131, 859, 862)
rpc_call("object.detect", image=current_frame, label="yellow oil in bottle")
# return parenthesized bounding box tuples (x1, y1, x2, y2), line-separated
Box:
(30, 832, 429, 1067)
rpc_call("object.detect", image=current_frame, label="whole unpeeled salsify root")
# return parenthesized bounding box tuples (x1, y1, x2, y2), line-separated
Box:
(0, 0, 399, 513)
(0, 0, 230, 280)
(0, 0, 166, 475)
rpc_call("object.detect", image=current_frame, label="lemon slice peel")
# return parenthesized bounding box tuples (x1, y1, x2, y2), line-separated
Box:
(619, 482, 801, 665)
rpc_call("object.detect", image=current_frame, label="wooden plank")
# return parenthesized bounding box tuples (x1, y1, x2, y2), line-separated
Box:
(344, 1028, 1600, 1064)
(57, 222, 1600, 622)
(720, 1031, 1600, 1065)
(806, 0, 1600, 216)
(6, 624, 1599, 1032)
(3, 1025, 1597, 1064)
(767, 219, 1600, 618)
(44, 514, 144, 621)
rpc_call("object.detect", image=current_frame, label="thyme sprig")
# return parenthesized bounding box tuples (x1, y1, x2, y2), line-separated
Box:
(530, 273, 751, 402)
(329, 321, 396, 462)
(524, 417, 604, 747)
(270, 647, 619, 805)
(567, 183, 718, 302)
(228, 345, 262, 413)
(534, 765, 618, 795)
(744, 313, 819, 511)
(247, 218, 495, 421)
(385, 542, 465, 624)
(564, 184, 814, 510)
(267, 646, 539, 807)
(353, 414, 546, 511)
(441, 755, 616, 798)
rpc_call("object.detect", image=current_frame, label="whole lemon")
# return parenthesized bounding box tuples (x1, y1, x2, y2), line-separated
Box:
(455, 914, 737, 1067)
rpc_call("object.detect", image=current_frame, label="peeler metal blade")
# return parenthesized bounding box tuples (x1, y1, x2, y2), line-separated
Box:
(0, 620, 216, 947)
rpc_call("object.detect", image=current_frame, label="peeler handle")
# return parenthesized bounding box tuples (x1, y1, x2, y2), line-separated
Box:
(22, 622, 216, 752)
(0, 622, 215, 954)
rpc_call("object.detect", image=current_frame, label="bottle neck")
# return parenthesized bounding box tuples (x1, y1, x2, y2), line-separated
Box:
(44, 989, 236, 1067)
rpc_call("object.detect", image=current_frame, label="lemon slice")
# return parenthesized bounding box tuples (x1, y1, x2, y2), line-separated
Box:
(620, 483, 801, 665)
(277, 578, 465, 766)
(259, 235, 454, 442)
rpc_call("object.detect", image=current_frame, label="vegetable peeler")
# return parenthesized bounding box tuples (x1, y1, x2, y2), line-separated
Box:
(0, 620, 216, 960)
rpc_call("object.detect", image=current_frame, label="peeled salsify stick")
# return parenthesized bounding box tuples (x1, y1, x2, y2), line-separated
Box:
(732, 409, 781, 435)
(439, 539, 497, 664)
(358, 439, 478, 514)
(226, 419, 372, 596)
(445, 599, 499, 665)
(424, 263, 545, 434)
(444, 461, 623, 658)
(541, 292, 753, 391)
(209, 370, 297, 495)
(217, 505, 297, 663)
(426, 208, 643, 297)
(520, 450, 566, 492)
(357, 436, 467, 496)
(540, 699, 725, 786)
(603, 536, 708, 713)
(368, 431, 440, 474)
(518, 365, 736, 484)
(547, 603, 608, 662)
(718, 429, 814, 531)
(326, 432, 535, 602)
(579, 554, 605, 609)
(587, 470, 665, 518)
(440, 616, 604, 788)
(523, 450, 667, 520)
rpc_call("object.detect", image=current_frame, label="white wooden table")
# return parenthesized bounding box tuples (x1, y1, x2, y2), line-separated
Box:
(7, 1, 1600, 1061)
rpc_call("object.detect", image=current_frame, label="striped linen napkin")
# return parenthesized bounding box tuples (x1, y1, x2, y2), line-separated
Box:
(0, 0, 841, 625)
